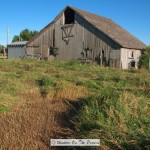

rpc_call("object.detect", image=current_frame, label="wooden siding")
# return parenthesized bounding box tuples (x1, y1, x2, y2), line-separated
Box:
(73, 13, 121, 66)
(121, 48, 141, 69)
(26, 11, 122, 66)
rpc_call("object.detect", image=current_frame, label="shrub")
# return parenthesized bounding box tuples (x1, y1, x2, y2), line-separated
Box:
(139, 46, 150, 69)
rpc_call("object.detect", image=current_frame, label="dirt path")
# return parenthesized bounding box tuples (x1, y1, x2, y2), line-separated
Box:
(0, 85, 87, 150)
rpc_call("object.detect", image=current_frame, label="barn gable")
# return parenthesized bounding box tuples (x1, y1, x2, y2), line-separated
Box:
(26, 6, 146, 69)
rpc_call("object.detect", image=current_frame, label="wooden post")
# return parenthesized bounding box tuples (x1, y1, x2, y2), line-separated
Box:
(149, 55, 150, 70)
(41, 36, 43, 58)
(100, 50, 102, 66)
(3, 47, 5, 59)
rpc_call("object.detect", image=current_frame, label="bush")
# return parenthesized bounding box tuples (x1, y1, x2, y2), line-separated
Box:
(0, 45, 4, 53)
(139, 46, 150, 69)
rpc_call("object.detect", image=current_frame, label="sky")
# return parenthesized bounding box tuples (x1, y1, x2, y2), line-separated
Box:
(0, 0, 150, 46)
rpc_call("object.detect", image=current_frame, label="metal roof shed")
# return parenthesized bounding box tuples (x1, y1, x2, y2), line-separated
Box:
(7, 41, 27, 59)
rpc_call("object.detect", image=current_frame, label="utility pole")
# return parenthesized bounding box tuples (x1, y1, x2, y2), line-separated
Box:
(7, 27, 9, 45)
(4, 27, 9, 59)
(3, 47, 5, 59)
(149, 55, 150, 70)
(19, 34, 21, 41)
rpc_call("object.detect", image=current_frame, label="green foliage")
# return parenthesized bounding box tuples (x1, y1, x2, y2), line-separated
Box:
(12, 29, 39, 42)
(12, 35, 20, 43)
(0, 44, 4, 53)
(139, 46, 150, 69)
(37, 76, 56, 87)
(36, 75, 57, 97)
(0, 105, 10, 113)
(76, 87, 150, 149)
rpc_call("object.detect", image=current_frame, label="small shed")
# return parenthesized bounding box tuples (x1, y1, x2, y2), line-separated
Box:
(7, 41, 27, 59)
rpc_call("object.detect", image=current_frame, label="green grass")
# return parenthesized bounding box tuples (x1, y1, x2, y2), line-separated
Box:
(0, 59, 149, 149)
(0, 55, 7, 59)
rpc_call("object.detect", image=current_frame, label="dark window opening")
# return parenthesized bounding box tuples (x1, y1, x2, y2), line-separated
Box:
(49, 47, 58, 57)
(101, 49, 106, 66)
(84, 48, 89, 58)
(85, 51, 88, 58)
(131, 61, 135, 67)
(131, 51, 134, 58)
(81, 52, 84, 57)
(102, 50, 104, 58)
(129, 51, 134, 58)
(64, 8, 75, 24)
(53, 29, 55, 47)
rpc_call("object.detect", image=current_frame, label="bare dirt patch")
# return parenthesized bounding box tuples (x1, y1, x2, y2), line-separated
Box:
(0, 86, 88, 150)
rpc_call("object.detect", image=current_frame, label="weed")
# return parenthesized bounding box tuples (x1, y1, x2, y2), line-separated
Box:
(0, 105, 10, 112)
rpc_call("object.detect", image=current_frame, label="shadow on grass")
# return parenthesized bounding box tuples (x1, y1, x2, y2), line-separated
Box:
(51, 96, 150, 150)
(51, 98, 100, 150)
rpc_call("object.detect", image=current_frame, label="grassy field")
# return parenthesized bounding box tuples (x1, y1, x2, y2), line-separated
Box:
(0, 59, 149, 149)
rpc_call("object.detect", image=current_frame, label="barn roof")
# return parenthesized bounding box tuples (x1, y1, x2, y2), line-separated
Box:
(69, 6, 145, 50)
(26, 6, 146, 50)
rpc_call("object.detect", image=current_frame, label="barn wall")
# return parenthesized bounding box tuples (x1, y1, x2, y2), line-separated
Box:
(51, 12, 82, 61)
(74, 13, 121, 65)
(109, 49, 121, 68)
(121, 48, 141, 69)
(26, 10, 122, 66)
(26, 24, 54, 59)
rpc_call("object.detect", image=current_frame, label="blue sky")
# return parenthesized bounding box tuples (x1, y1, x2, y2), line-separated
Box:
(0, 0, 150, 46)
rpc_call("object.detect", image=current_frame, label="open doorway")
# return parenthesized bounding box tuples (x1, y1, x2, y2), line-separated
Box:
(131, 60, 135, 67)
(64, 8, 75, 24)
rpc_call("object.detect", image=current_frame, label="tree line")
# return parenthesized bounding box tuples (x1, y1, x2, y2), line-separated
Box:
(12, 29, 38, 42)
(0, 28, 38, 53)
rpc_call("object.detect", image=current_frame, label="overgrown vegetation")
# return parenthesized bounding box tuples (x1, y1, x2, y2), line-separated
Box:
(0, 44, 4, 53)
(0, 59, 149, 149)
(139, 46, 150, 69)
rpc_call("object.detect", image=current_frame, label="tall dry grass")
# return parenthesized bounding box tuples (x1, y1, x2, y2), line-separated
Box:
(0, 59, 149, 150)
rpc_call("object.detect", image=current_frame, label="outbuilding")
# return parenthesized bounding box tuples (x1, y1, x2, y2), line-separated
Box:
(7, 41, 27, 59)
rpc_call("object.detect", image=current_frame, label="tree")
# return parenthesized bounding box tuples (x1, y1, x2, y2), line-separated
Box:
(0, 44, 4, 53)
(20, 29, 32, 41)
(138, 46, 150, 69)
(31, 30, 39, 37)
(12, 35, 19, 42)
(12, 29, 39, 42)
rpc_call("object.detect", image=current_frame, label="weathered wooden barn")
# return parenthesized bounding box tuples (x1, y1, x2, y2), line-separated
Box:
(26, 6, 145, 69)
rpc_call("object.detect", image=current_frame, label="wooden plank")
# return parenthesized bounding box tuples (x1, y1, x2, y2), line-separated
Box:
(26, 45, 39, 48)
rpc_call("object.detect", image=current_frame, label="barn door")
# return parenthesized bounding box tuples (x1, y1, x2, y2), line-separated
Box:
(109, 49, 120, 68)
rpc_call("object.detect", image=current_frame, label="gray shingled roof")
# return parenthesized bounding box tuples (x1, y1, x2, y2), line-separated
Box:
(8, 41, 28, 46)
(70, 6, 146, 50)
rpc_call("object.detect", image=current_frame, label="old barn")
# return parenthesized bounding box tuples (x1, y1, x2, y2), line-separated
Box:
(26, 6, 145, 69)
